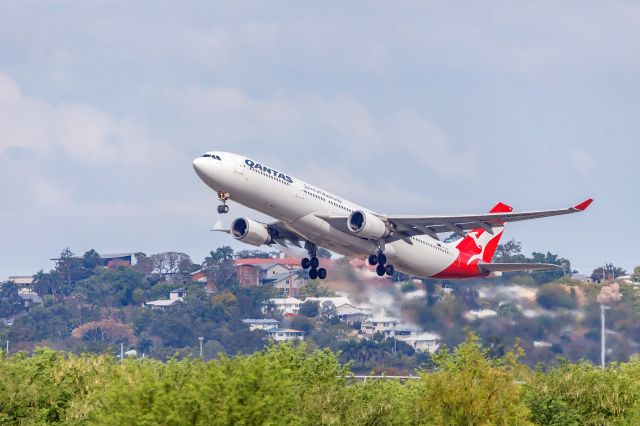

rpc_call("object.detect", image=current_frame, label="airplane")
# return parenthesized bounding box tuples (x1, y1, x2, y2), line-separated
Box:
(193, 152, 592, 280)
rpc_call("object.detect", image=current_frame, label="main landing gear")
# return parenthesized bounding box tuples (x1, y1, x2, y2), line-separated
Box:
(301, 242, 327, 280)
(217, 191, 230, 214)
(368, 251, 394, 277)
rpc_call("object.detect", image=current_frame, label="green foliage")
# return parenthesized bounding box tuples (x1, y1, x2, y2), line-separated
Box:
(414, 334, 532, 425)
(2, 337, 640, 425)
(524, 358, 640, 425)
(536, 283, 577, 310)
(299, 300, 320, 317)
(77, 267, 146, 307)
(298, 280, 331, 298)
(0, 282, 23, 317)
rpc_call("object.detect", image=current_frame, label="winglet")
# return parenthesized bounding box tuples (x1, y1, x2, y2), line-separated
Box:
(574, 198, 593, 211)
(210, 220, 230, 233)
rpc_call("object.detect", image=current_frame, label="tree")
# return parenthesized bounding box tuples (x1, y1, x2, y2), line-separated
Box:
(530, 251, 571, 283)
(235, 249, 276, 259)
(299, 300, 319, 317)
(72, 320, 137, 346)
(0, 281, 23, 317)
(150, 252, 193, 279)
(536, 283, 577, 310)
(298, 281, 330, 298)
(82, 249, 102, 270)
(77, 268, 146, 307)
(591, 264, 627, 283)
(633, 266, 640, 283)
(493, 239, 526, 263)
(320, 301, 337, 320)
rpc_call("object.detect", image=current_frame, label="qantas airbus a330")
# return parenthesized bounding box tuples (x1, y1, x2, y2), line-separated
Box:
(193, 152, 592, 281)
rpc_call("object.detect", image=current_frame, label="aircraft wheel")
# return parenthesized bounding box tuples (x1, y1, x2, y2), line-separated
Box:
(318, 268, 327, 280)
(377, 253, 387, 266)
(310, 257, 320, 269)
(368, 254, 378, 266)
(309, 268, 318, 280)
(376, 264, 386, 277)
(385, 265, 395, 276)
(301, 258, 311, 269)
(222, 205, 229, 213)
(217, 205, 224, 214)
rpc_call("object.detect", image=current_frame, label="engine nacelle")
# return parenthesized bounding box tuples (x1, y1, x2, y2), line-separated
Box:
(231, 218, 272, 247)
(347, 210, 390, 239)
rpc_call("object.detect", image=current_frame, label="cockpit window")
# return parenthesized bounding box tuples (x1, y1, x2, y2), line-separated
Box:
(202, 154, 222, 160)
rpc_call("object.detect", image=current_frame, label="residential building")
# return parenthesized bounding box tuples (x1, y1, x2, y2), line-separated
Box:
(242, 318, 279, 331)
(7, 276, 35, 289)
(267, 297, 303, 316)
(336, 304, 372, 326)
(18, 289, 43, 311)
(361, 315, 400, 336)
(304, 296, 351, 308)
(99, 253, 134, 268)
(145, 288, 185, 309)
(266, 328, 304, 342)
(398, 332, 440, 353)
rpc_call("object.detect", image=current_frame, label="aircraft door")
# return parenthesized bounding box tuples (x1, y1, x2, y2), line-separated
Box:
(234, 158, 244, 174)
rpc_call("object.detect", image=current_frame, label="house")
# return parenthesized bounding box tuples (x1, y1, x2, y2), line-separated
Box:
(392, 323, 422, 337)
(336, 304, 372, 326)
(99, 253, 134, 268)
(145, 288, 185, 309)
(398, 332, 440, 353)
(234, 259, 307, 295)
(266, 328, 304, 342)
(190, 269, 217, 295)
(7, 276, 35, 290)
(267, 297, 303, 315)
(361, 315, 400, 336)
(18, 289, 43, 311)
(243, 318, 279, 331)
(304, 296, 352, 307)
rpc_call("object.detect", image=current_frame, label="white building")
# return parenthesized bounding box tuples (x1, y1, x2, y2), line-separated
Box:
(398, 332, 441, 353)
(304, 296, 352, 307)
(336, 304, 372, 325)
(267, 297, 303, 315)
(145, 288, 185, 309)
(361, 315, 400, 336)
(242, 318, 279, 331)
(266, 328, 304, 342)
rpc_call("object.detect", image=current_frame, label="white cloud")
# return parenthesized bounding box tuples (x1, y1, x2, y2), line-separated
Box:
(171, 85, 474, 181)
(0, 73, 168, 165)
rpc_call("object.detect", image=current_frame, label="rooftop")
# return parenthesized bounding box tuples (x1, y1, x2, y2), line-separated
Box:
(242, 318, 279, 325)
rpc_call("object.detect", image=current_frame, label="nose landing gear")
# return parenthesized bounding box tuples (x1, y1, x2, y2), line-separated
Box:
(301, 241, 327, 280)
(217, 191, 230, 214)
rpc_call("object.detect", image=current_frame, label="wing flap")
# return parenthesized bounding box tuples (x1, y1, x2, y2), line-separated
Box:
(478, 263, 563, 273)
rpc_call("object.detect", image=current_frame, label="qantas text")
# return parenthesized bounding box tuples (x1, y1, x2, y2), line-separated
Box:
(245, 159, 294, 183)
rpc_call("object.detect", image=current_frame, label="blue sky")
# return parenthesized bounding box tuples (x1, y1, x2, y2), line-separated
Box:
(0, 1, 638, 277)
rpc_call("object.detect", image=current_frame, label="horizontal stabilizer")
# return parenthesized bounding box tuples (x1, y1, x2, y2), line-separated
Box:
(479, 263, 563, 273)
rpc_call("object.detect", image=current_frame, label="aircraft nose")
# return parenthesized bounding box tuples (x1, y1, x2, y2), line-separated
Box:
(193, 157, 208, 179)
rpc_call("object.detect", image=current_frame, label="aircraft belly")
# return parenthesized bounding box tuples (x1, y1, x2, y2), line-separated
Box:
(389, 241, 455, 278)
(288, 214, 378, 257)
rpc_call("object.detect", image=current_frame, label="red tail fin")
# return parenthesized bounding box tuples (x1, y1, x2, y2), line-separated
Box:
(453, 202, 512, 263)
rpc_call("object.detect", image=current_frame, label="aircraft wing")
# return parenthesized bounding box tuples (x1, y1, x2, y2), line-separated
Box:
(316, 199, 592, 243)
(386, 199, 593, 241)
(478, 263, 563, 273)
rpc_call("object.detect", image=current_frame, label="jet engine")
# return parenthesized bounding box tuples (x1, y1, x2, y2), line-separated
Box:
(231, 218, 272, 247)
(347, 210, 390, 240)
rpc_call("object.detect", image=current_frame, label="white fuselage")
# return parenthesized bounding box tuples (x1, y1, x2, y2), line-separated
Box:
(193, 152, 459, 278)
